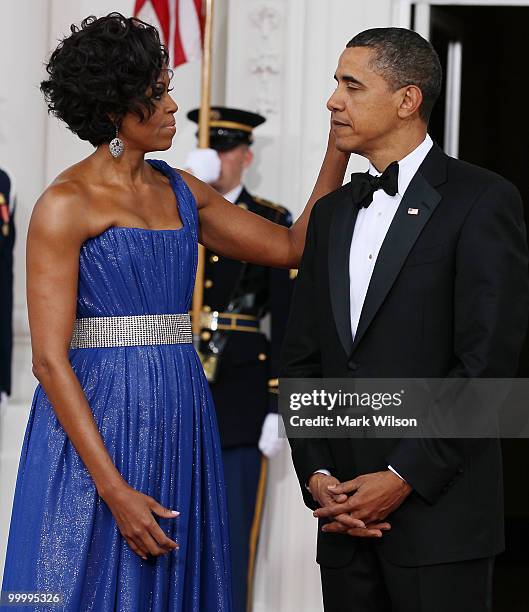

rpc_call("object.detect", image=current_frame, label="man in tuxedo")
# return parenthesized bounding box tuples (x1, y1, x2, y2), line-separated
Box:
(280, 28, 529, 612)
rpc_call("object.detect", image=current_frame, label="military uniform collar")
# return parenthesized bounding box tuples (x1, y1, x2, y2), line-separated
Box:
(223, 184, 244, 204)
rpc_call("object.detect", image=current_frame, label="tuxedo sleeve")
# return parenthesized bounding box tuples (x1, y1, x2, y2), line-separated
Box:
(267, 208, 294, 414)
(280, 204, 336, 510)
(387, 178, 529, 505)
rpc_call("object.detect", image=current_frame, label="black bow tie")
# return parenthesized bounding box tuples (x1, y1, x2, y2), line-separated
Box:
(350, 161, 399, 209)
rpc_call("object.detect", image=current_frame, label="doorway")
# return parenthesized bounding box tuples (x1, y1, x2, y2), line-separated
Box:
(412, 4, 529, 610)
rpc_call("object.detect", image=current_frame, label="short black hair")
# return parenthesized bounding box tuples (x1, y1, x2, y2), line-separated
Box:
(40, 12, 170, 146)
(347, 28, 442, 122)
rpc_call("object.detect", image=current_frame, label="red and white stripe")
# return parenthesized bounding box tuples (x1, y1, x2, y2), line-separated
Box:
(134, 0, 205, 68)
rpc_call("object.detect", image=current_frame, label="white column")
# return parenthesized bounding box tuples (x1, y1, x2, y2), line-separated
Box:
(223, 2, 392, 610)
(0, 0, 51, 405)
(0, 0, 53, 583)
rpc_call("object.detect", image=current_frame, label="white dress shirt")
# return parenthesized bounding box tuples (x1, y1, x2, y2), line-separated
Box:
(349, 134, 433, 339)
(223, 184, 244, 204)
(310, 135, 434, 488)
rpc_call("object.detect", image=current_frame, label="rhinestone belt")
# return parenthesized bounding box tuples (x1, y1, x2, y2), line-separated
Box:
(69, 314, 193, 348)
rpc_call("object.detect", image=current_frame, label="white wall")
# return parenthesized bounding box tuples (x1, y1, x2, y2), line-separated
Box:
(0, 0, 395, 605)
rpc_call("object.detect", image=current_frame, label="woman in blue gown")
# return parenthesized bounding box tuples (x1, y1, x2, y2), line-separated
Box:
(0, 13, 349, 611)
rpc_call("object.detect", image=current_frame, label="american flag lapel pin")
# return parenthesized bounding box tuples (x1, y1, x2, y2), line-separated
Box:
(407, 207, 419, 215)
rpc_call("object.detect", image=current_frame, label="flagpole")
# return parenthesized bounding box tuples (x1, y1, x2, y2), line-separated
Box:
(191, 0, 214, 346)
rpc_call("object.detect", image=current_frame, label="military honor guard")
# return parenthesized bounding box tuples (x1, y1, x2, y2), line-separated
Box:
(0, 166, 15, 406)
(185, 107, 295, 612)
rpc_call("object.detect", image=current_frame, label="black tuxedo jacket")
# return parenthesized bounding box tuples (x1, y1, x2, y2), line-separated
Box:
(280, 144, 529, 568)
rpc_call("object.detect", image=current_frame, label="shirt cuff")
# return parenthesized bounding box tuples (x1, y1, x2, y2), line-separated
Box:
(388, 464, 405, 481)
(305, 468, 332, 490)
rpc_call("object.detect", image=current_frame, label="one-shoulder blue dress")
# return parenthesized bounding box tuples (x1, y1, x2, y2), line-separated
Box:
(1, 160, 232, 611)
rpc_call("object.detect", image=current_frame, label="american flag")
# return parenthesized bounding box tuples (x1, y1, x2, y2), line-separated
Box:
(134, 0, 205, 68)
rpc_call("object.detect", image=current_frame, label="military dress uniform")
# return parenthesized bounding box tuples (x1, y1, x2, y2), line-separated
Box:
(0, 169, 15, 398)
(0, 167, 15, 398)
(187, 107, 295, 612)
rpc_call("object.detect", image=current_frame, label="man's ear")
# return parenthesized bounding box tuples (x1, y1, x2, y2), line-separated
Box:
(397, 85, 423, 120)
(243, 146, 254, 169)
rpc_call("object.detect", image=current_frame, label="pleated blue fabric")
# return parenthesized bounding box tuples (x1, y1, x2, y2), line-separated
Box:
(1, 160, 232, 611)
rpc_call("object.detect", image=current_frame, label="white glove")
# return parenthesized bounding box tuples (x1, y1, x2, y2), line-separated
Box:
(258, 413, 285, 458)
(183, 148, 221, 184)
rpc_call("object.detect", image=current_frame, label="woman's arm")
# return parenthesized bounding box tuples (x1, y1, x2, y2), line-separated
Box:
(183, 128, 350, 268)
(27, 185, 178, 560)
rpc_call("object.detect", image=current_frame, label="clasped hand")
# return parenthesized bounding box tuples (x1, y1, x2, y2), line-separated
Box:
(308, 471, 412, 538)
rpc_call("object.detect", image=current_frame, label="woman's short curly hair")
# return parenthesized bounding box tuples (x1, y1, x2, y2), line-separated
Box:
(41, 12, 170, 146)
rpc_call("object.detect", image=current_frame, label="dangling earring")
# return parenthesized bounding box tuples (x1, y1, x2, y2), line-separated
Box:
(109, 125, 125, 158)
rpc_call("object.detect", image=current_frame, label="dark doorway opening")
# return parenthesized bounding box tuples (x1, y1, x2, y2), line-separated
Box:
(423, 5, 529, 611)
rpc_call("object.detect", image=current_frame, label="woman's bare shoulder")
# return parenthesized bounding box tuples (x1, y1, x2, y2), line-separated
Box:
(176, 168, 212, 210)
(31, 162, 95, 242)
